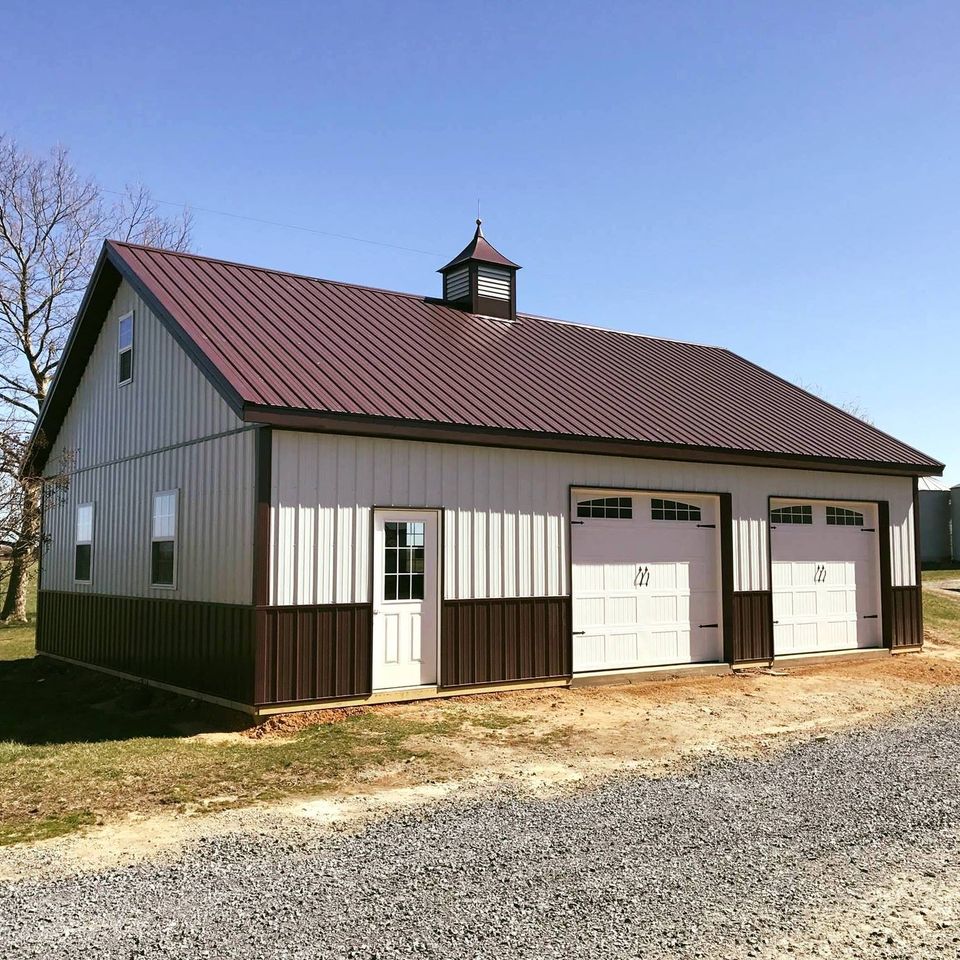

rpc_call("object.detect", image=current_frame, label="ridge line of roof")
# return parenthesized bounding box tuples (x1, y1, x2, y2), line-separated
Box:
(108, 239, 432, 302)
(109, 241, 732, 353)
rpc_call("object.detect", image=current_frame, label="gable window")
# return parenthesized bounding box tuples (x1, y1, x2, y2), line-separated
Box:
(576, 496, 632, 519)
(118, 312, 134, 385)
(826, 505, 864, 526)
(151, 490, 178, 587)
(770, 504, 813, 525)
(75, 503, 94, 583)
(651, 498, 702, 522)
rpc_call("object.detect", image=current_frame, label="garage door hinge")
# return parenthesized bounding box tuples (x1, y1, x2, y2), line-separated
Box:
(697, 523, 716, 528)
(570, 520, 584, 525)
(572, 630, 586, 635)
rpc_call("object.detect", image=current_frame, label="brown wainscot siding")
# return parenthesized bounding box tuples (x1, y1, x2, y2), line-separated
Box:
(440, 596, 571, 688)
(730, 591, 774, 663)
(254, 604, 372, 705)
(890, 585, 923, 649)
(36, 590, 255, 704)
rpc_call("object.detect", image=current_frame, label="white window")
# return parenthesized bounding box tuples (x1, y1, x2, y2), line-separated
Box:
(151, 490, 178, 587)
(75, 503, 94, 583)
(118, 312, 134, 385)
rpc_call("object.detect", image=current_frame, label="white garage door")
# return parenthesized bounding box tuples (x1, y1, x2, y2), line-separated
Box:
(571, 490, 723, 672)
(771, 500, 882, 656)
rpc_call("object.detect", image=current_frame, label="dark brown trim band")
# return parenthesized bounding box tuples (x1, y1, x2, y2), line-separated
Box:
(245, 407, 940, 478)
(731, 591, 774, 663)
(36, 590, 255, 704)
(255, 603, 373, 706)
(440, 596, 571, 688)
(891, 585, 923, 648)
(253, 426, 273, 607)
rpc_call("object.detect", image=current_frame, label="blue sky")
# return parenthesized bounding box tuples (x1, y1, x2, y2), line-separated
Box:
(6, 1, 958, 480)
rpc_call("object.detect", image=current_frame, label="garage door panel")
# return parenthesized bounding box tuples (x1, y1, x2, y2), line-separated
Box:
(606, 595, 639, 622)
(571, 490, 722, 672)
(771, 500, 881, 656)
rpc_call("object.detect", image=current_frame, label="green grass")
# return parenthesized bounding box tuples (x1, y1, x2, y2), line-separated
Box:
(922, 566, 960, 583)
(0, 569, 38, 662)
(0, 649, 467, 846)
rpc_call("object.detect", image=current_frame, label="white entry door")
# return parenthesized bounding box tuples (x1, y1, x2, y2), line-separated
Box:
(372, 510, 439, 691)
(771, 500, 882, 655)
(571, 490, 722, 672)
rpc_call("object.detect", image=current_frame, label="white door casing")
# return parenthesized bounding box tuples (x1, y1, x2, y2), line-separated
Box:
(372, 510, 439, 690)
(571, 490, 723, 672)
(771, 500, 882, 655)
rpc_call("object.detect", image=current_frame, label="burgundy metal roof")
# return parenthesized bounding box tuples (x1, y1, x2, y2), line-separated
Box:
(74, 241, 941, 471)
(438, 221, 521, 271)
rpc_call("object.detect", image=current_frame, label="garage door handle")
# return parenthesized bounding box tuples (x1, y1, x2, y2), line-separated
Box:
(697, 523, 716, 528)
(861, 528, 875, 533)
(863, 614, 878, 619)
(572, 630, 586, 636)
(699, 623, 719, 628)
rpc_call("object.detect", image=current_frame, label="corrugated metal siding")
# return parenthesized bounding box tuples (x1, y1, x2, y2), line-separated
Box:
(270, 432, 918, 604)
(731, 591, 774, 662)
(105, 242, 939, 471)
(891, 586, 923, 648)
(254, 605, 372, 704)
(42, 429, 255, 604)
(440, 597, 571, 686)
(37, 591, 255, 704)
(46, 278, 242, 471)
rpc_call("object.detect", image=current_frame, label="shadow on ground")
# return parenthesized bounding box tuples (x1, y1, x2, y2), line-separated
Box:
(0, 653, 250, 746)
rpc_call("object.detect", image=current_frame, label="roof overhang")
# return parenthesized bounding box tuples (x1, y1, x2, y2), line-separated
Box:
(241, 404, 944, 478)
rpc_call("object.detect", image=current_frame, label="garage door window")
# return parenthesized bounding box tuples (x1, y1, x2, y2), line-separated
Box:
(826, 506, 864, 526)
(576, 496, 632, 519)
(771, 504, 813, 525)
(651, 498, 701, 522)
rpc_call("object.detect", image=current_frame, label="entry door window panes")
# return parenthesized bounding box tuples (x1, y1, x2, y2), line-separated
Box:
(384, 521, 425, 601)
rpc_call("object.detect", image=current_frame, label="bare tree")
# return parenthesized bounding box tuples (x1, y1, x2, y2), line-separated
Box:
(0, 135, 192, 621)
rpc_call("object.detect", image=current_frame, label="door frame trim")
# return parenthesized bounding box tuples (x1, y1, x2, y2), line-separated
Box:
(369, 505, 444, 691)
(568, 485, 727, 672)
(766, 494, 892, 651)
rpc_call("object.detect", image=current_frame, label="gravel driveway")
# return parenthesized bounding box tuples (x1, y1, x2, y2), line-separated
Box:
(3, 693, 960, 960)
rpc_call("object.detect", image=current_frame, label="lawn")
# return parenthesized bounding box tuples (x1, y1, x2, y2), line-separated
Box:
(0, 573, 473, 846)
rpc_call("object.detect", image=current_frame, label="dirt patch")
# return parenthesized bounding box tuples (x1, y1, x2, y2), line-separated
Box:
(244, 706, 370, 739)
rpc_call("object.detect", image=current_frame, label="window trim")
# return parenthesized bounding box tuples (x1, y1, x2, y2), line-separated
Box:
(118, 311, 134, 386)
(74, 502, 94, 584)
(150, 488, 179, 589)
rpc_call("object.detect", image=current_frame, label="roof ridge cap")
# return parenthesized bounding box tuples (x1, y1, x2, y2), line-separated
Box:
(107, 240, 428, 300)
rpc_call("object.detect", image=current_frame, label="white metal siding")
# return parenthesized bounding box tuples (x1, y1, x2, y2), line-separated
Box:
(46, 279, 242, 471)
(444, 266, 470, 301)
(476, 265, 511, 300)
(269, 432, 918, 605)
(41, 429, 255, 604)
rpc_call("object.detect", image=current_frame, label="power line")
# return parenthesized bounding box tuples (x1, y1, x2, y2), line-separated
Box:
(101, 189, 441, 257)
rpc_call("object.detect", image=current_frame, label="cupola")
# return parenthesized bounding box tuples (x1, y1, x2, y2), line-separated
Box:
(438, 220, 520, 321)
